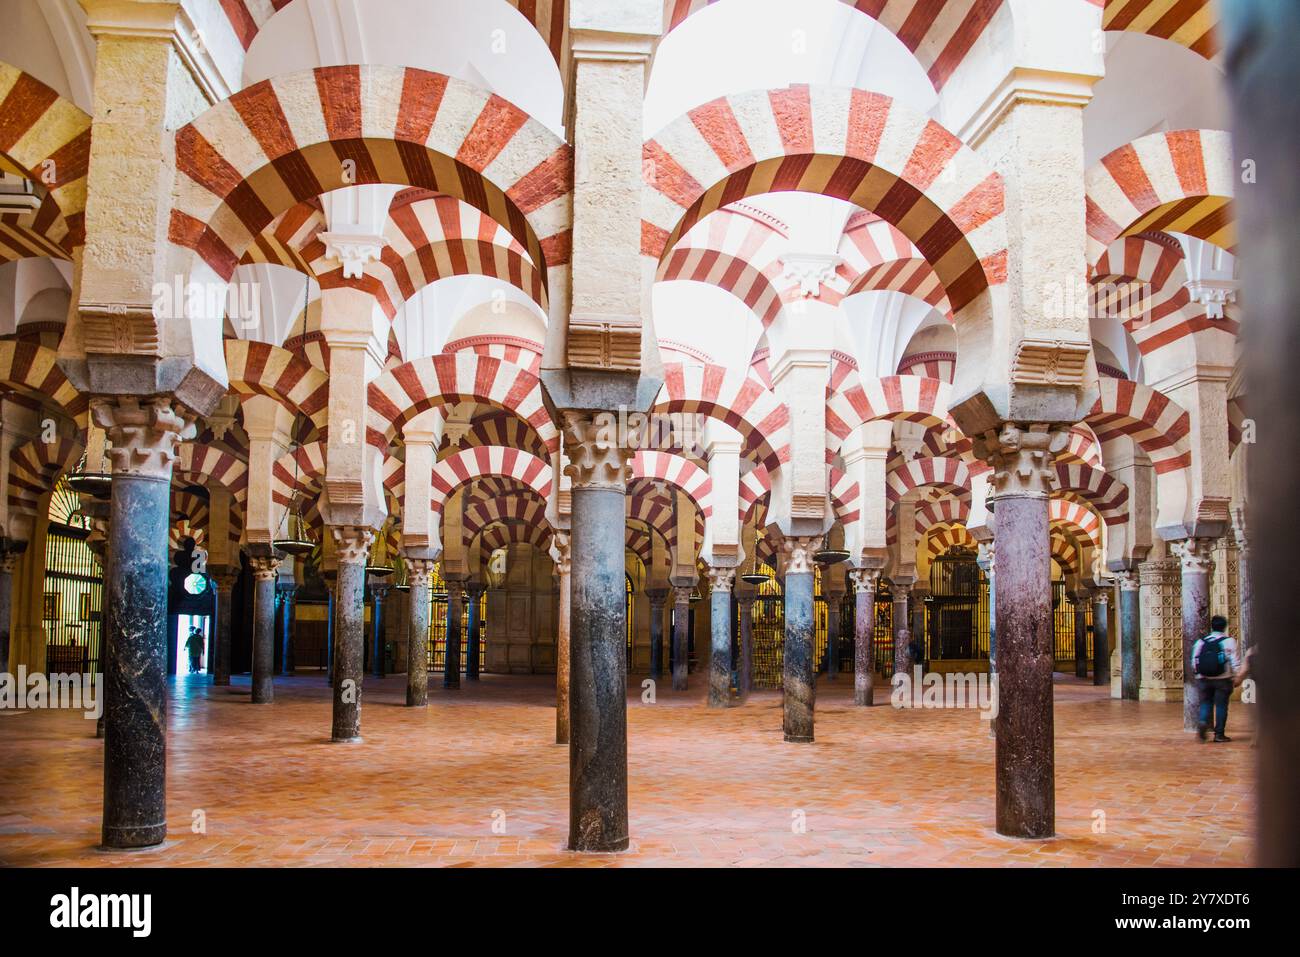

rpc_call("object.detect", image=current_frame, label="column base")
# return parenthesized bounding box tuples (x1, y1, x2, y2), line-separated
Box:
(783, 733, 813, 744)
(568, 837, 630, 853)
(329, 735, 363, 745)
(101, 823, 166, 849)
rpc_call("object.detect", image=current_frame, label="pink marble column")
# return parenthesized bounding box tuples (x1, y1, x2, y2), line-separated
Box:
(1173, 539, 1213, 731)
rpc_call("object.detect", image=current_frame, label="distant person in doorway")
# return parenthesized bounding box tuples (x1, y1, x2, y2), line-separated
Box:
(1192, 615, 1242, 743)
(186, 626, 205, 674)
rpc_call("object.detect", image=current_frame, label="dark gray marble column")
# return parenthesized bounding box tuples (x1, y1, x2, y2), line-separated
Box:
(825, 590, 842, 679)
(1073, 591, 1089, 679)
(560, 411, 632, 852)
(95, 397, 195, 849)
(1118, 569, 1140, 700)
(982, 424, 1062, 839)
(781, 536, 821, 743)
(1092, 589, 1110, 687)
(278, 583, 297, 676)
(211, 569, 235, 686)
(891, 580, 913, 678)
(707, 567, 735, 708)
(0, 547, 21, 676)
(850, 568, 878, 706)
(466, 585, 483, 680)
(647, 588, 667, 681)
(443, 578, 464, 689)
(670, 583, 692, 691)
(404, 558, 434, 707)
(550, 533, 571, 744)
(1174, 539, 1213, 731)
(369, 582, 389, 678)
(249, 556, 279, 704)
(330, 528, 372, 743)
(736, 594, 754, 702)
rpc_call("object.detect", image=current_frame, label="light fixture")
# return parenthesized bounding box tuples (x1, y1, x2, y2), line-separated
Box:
(740, 531, 771, 586)
(66, 442, 112, 500)
(813, 548, 850, 565)
(365, 519, 395, 578)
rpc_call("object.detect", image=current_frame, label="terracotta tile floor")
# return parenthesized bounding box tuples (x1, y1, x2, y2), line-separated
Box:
(0, 671, 1254, 867)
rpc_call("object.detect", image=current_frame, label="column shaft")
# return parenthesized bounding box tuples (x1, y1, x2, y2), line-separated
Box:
(671, 588, 690, 691)
(648, 592, 665, 681)
(737, 597, 754, 702)
(330, 529, 371, 743)
(708, 568, 735, 708)
(825, 594, 841, 678)
(1074, 598, 1088, 679)
(851, 571, 877, 706)
(406, 571, 430, 706)
(250, 560, 278, 704)
(466, 588, 482, 680)
(552, 532, 572, 745)
(444, 582, 463, 689)
(1176, 541, 1212, 731)
(1119, 575, 1141, 700)
(892, 585, 913, 678)
(1092, 593, 1110, 687)
(212, 574, 234, 685)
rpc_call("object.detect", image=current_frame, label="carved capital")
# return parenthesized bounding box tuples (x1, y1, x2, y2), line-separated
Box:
(1092, 588, 1111, 606)
(1116, 569, 1140, 591)
(0, 550, 22, 575)
(91, 396, 197, 480)
(211, 569, 239, 592)
(548, 530, 572, 576)
(331, 525, 375, 566)
(404, 557, 438, 588)
(848, 567, 880, 594)
(318, 231, 386, 280)
(1171, 538, 1214, 576)
(646, 587, 668, 607)
(561, 411, 633, 492)
(976, 542, 996, 574)
(779, 535, 823, 575)
(707, 566, 736, 593)
(1230, 505, 1249, 552)
(249, 555, 281, 582)
(672, 584, 693, 605)
(976, 422, 1068, 500)
(891, 580, 913, 599)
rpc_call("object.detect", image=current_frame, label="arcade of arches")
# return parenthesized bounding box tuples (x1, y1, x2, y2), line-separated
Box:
(0, 0, 1257, 865)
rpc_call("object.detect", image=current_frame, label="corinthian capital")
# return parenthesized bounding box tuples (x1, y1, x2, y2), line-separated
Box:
(848, 567, 880, 594)
(404, 557, 438, 588)
(90, 396, 198, 480)
(548, 530, 571, 575)
(331, 525, 375, 566)
(1171, 538, 1214, 575)
(976, 422, 1068, 500)
(249, 555, 281, 582)
(707, 566, 736, 593)
(779, 535, 823, 575)
(561, 411, 632, 492)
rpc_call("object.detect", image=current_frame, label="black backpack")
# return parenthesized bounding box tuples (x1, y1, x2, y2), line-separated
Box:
(1196, 636, 1227, 677)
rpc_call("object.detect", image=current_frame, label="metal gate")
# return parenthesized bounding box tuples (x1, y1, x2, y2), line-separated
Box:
(43, 512, 103, 675)
(426, 564, 488, 674)
(750, 564, 784, 689)
(1052, 581, 1093, 669)
(926, 551, 990, 662)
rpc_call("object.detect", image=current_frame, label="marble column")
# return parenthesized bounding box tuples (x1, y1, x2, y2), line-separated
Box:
(736, 594, 754, 702)
(560, 411, 633, 853)
(370, 582, 390, 679)
(404, 559, 434, 706)
(1173, 539, 1213, 731)
(647, 588, 667, 681)
(1092, 588, 1110, 687)
(249, 555, 280, 704)
(330, 527, 373, 743)
(0, 547, 21, 676)
(670, 583, 692, 691)
(707, 567, 735, 708)
(465, 585, 483, 680)
(982, 424, 1063, 839)
(1073, 591, 1089, 679)
(849, 568, 879, 706)
(278, 583, 297, 676)
(891, 581, 913, 678)
(977, 543, 996, 673)
(550, 531, 571, 744)
(1232, 509, 1252, 654)
(781, 536, 821, 743)
(444, 578, 464, 689)
(324, 572, 337, 686)
(93, 397, 194, 849)
(211, 570, 236, 686)
(825, 590, 843, 679)
(1117, 569, 1141, 700)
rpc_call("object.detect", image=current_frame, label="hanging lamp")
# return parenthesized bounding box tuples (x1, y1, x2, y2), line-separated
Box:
(741, 531, 771, 586)
(365, 518, 396, 578)
(66, 436, 112, 500)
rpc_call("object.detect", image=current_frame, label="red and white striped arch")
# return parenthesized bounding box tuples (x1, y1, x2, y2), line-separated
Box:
(915, 498, 970, 535)
(829, 468, 861, 525)
(0, 196, 74, 264)
(429, 446, 552, 517)
(825, 374, 952, 458)
(367, 352, 557, 452)
(1086, 378, 1190, 475)
(657, 244, 787, 330)
(642, 86, 1006, 315)
(170, 66, 572, 285)
(1049, 533, 1080, 574)
(897, 351, 957, 383)
(1096, 0, 1219, 60)
(0, 64, 91, 248)
(271, 440, 326, 508)
(886, 456, 971, 503)
(7, 434, 82, 516)
(738, 465, 771, 525)
(464, 490, 549, 541)
(238, 200, 322, 273)
(925, 524, 977, 558)
(655, 363, 790, 473)
(224, 340, 330, 433)
(1085, 129, 1235, 266)
(0, 340, 87, 426)
(1050, 497, 1103, 549)
(1056, 423, 1104, 469)
(479, 520, 553, 557)
(661, 1, 1010, 92)
(174, 443, 251, 505)
(442, 336, 543, 376)
(631, 451, 714, 520)
(1053, 461, 1129, 526)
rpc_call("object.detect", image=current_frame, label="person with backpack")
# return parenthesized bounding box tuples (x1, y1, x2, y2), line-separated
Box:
(1192, 615, 1242, 743)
